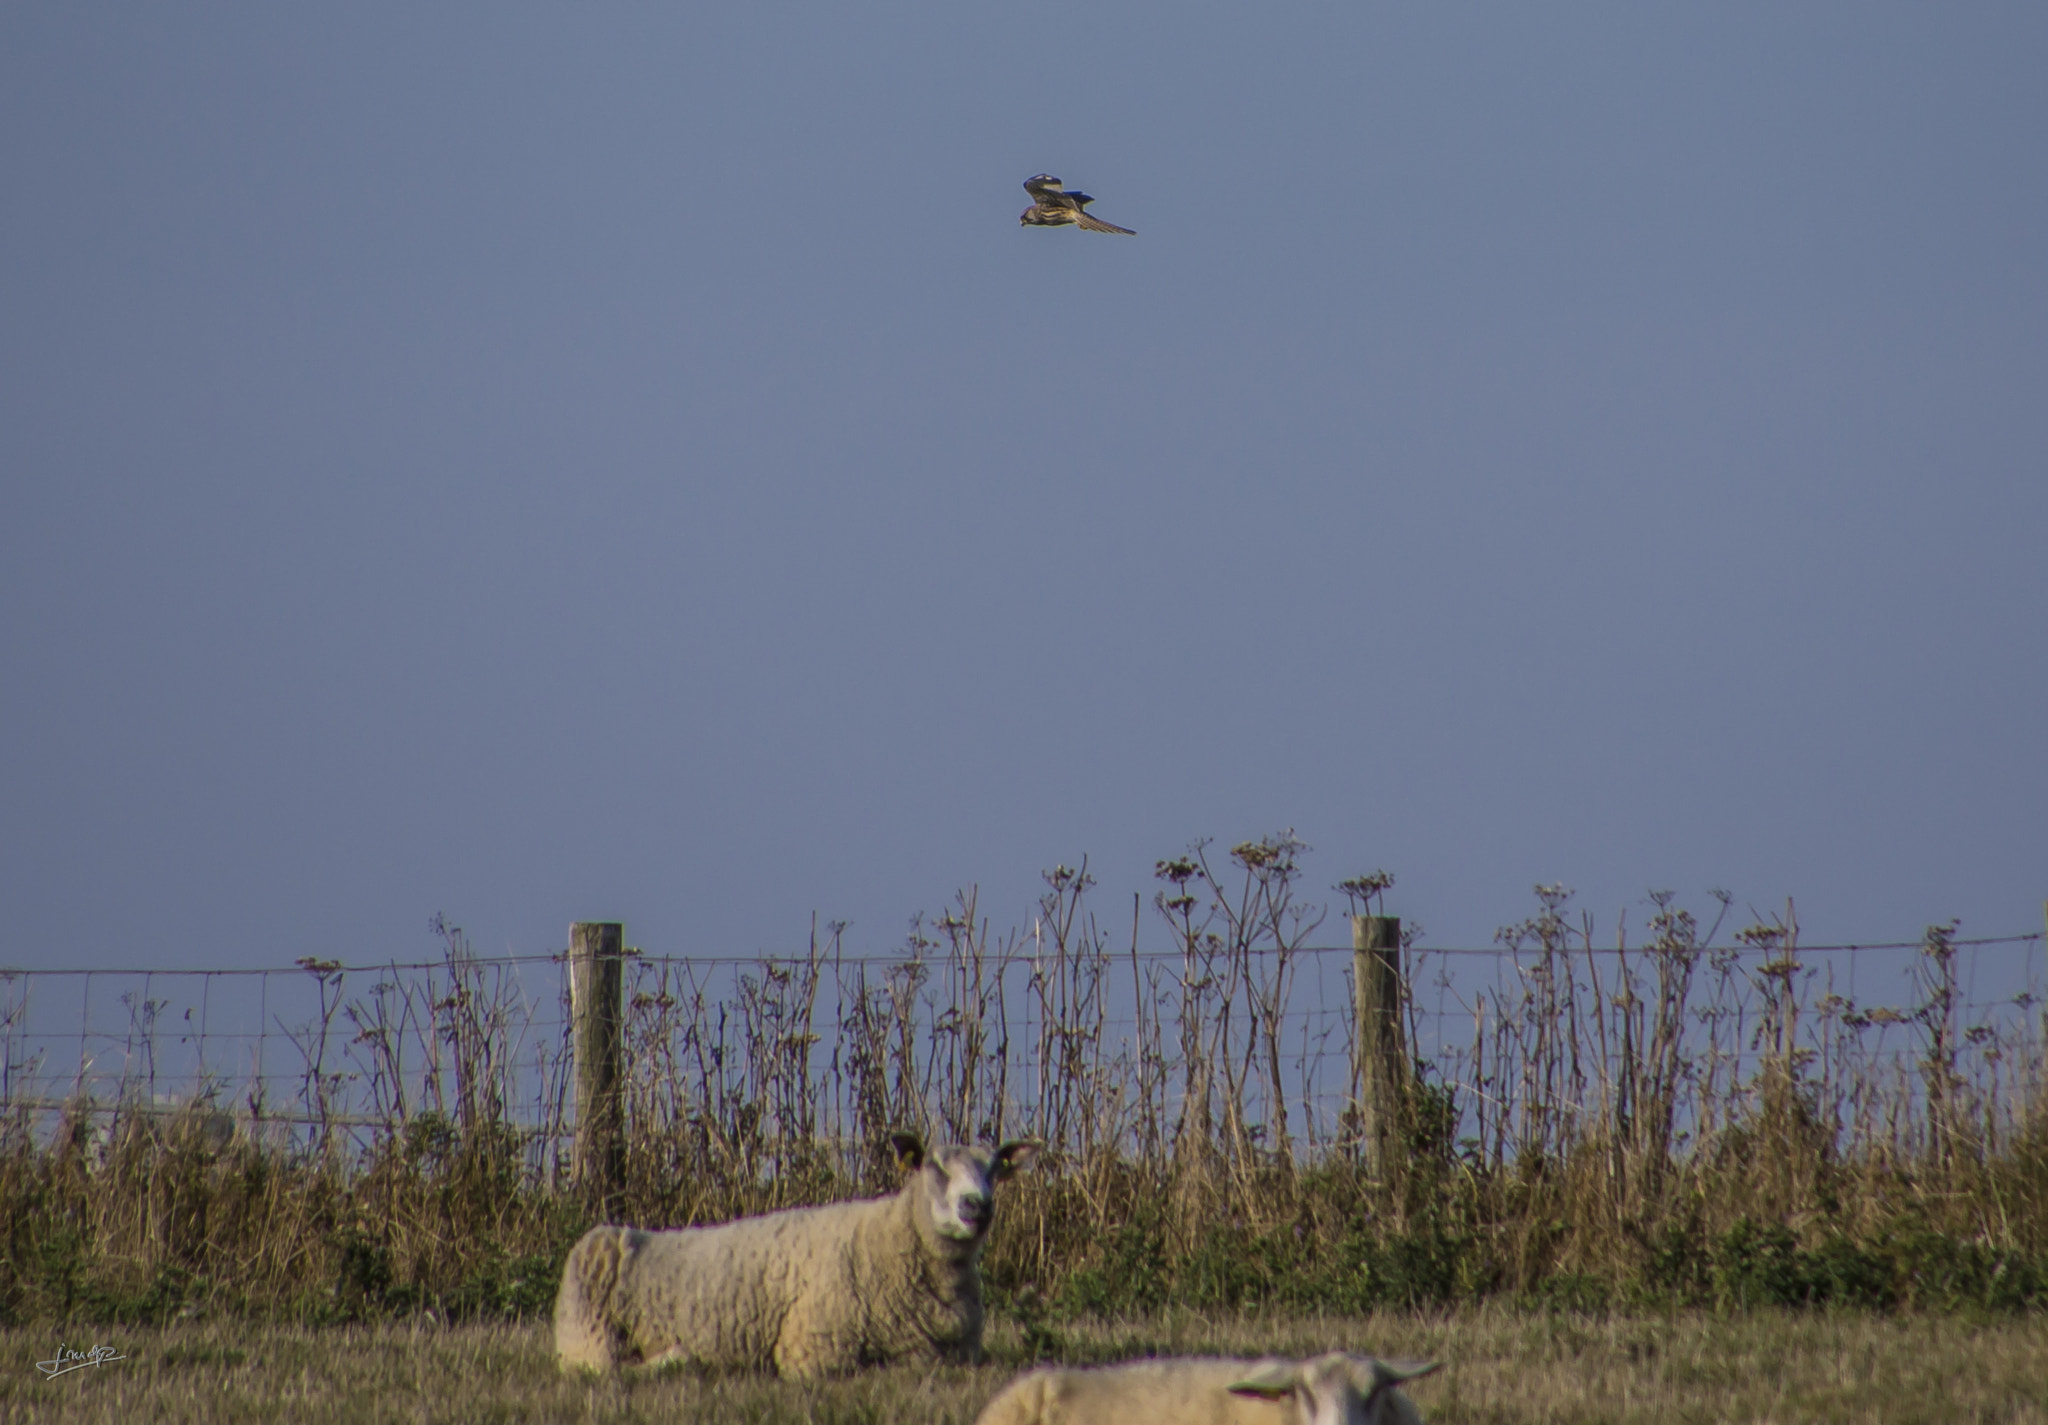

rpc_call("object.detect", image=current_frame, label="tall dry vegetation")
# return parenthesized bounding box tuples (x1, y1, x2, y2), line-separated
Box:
(1, 836, 2045, 1326)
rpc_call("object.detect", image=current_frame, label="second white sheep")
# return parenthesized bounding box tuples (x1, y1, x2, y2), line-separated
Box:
(972, 1352, 1439, 1425)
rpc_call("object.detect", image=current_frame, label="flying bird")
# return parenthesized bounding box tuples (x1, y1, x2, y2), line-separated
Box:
(1019, 174, 1135, 235)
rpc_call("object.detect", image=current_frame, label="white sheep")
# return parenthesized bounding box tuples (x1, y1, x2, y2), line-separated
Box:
(972, 1352, 1440, 1425)
(553, 1131, 1040, 1379)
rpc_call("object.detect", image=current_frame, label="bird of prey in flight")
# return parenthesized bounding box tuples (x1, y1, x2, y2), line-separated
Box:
(1019, 174, 1136, 235)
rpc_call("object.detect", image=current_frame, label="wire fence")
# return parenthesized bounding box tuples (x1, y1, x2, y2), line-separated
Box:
(3, 903, 2043, 1184)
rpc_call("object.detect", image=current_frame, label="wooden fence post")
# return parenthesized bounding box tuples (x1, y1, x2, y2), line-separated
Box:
(569, 921, 624, 1216)
(1352, 914, 1410, 1180)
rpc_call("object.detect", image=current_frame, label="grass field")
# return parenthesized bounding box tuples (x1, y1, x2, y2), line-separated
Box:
(4, 1308, 2046, 1424)
(5, 879, 2046, 1419)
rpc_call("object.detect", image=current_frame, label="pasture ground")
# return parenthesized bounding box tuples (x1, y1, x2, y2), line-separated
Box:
(2, 1308, 2044, 1424)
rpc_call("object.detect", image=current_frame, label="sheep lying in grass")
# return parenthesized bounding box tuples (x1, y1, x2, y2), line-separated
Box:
(973, 1353, 1439, 1425)
(554, 1132, 1040, 1379)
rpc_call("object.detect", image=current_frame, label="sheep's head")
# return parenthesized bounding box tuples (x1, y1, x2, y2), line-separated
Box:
(890, 1132, 1041, 1245)
(1228, 1353, 1439, 1425)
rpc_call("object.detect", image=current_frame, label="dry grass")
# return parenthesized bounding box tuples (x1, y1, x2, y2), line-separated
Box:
(2, 848, 2045, 1324)
(2, 1308, 2044, 1424)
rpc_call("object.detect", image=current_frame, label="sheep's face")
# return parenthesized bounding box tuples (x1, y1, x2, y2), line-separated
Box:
(1228, 1353, 1438, 1425)
(891, 1134, 1041, 1244)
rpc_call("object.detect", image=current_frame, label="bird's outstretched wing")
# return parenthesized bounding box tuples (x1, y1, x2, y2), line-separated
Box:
(1073, 210, 1136, 236)
(1022, 174, 1068, 203)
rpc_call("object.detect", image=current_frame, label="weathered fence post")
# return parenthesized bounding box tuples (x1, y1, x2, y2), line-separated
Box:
(1352, 914, 1410, 1181)
(569, 921, 624, 1217)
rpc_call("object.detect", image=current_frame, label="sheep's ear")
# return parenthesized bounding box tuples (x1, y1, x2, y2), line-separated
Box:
(1374, 1359, 1439, 1386)
(1349, 1357, 1439, 1394)
(993, 1138, 1042, 1180)
(889, 1132, 925, 1171)
(1227, 1361, 1302, 1400)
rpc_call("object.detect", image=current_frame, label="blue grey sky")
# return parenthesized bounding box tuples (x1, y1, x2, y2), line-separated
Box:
(4, 4, 2043, 975)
